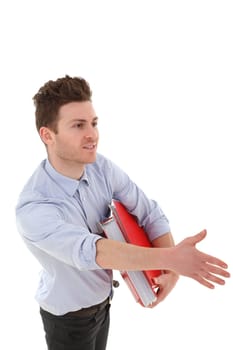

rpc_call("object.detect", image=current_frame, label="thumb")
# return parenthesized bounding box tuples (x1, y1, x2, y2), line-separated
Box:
(152, 274, 164, 285)
(189, 229, 207, 246)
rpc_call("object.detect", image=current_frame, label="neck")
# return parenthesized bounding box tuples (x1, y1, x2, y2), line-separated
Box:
(48, 156, 85, 180)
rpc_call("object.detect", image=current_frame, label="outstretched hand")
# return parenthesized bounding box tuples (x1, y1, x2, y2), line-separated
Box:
(171, 229, 230, 288)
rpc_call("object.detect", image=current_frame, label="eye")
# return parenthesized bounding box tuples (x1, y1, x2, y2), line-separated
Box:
(92, 121, 98, 127)
(73, 123, 84, 128)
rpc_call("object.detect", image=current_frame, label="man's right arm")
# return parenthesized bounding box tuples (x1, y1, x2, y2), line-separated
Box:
(96, 229, 230, 289)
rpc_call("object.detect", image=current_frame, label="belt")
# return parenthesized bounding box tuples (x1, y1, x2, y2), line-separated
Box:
(64, 297, 110, 317)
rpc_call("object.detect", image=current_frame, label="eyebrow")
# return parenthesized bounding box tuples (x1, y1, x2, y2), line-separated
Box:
(70, 116, 98, 123)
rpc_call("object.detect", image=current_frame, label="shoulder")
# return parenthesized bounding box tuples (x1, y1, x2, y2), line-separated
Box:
(16, 160, 57, 206)
(18, 160, 47, 192)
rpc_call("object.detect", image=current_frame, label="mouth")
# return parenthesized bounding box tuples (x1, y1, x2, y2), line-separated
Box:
(83, 143, 97, 150)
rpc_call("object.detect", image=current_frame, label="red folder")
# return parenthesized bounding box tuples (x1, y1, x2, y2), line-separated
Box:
(100, 200, 161, 307)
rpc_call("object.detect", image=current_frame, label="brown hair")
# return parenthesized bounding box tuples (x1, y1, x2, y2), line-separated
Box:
(33, 75, 92, 133)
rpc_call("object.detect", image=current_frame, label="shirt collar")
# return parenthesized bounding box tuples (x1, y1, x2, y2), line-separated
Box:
(45, 159, 89, 196)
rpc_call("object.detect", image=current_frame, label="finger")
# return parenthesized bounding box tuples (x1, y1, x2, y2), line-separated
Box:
(148, 301, 159, 308)
(148, 297, 160, 308)
(194, 268, 229, 288)
(205, 263, 231, 278)
(202, 254, 229, 270)
(193, 274, 215, 289)
(150, 288, 165, 307)
(189, 229, 207, 245)
(199, 269, 227, 285)
(152, 271, 172, 285)
(152, 275, 164, 285)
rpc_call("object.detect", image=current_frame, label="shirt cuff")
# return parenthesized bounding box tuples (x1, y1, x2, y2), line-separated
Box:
(73, 234, 103, 270)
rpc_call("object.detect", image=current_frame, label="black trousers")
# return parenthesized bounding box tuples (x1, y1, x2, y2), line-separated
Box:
(40, 300, 110, 350)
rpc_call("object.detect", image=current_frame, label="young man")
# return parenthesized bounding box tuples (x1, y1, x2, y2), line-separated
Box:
(16, 75, 230, 350)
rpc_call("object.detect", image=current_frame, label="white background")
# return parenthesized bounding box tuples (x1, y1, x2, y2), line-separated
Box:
(0, 1, 232, 349)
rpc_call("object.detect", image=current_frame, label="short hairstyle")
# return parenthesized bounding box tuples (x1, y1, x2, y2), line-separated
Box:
(33, 75, 92, 133)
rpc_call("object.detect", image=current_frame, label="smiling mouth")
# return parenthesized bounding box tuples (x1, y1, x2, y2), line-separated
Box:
(83, 143, 97, 150)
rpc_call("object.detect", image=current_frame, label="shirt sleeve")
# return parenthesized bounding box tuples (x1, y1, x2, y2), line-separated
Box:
(106, 159, 171, 241)
(16, 193, 102, 271)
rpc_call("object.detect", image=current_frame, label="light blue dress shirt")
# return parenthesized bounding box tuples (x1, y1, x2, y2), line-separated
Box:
(16, 153, 170, 315)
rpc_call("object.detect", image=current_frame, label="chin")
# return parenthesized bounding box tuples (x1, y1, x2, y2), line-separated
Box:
(85, 154, 97, 164)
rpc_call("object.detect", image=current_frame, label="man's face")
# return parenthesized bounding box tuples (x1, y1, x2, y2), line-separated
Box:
(44, 101, 99, 166)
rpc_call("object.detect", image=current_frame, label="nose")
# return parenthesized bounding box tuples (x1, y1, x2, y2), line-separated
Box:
(84, 124, 98, 140)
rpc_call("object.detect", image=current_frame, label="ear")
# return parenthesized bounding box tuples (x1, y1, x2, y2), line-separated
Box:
(39, 127, 54, 145)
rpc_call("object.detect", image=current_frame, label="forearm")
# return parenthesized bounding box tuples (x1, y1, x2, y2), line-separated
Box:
(151, 232, 175, 248)
(151, 232, 179, 284)
(96, 237, 171, 271)
(96, 231, 230, 290)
